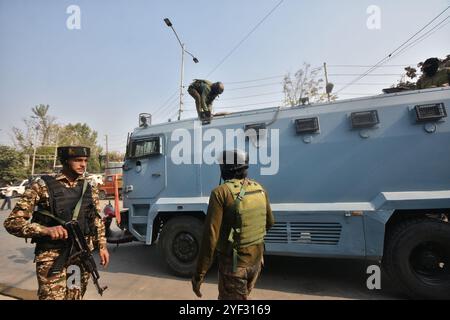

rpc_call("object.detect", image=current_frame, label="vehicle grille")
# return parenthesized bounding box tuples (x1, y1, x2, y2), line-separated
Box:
(265, 222, 342, 245)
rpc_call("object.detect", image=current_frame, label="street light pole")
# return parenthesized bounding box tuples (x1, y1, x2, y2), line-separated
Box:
(179, 43, 185, 120)
(164, 18, 199, 121)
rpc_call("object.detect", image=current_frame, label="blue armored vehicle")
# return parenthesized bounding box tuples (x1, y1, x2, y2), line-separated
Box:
(117, 87, 450, 299)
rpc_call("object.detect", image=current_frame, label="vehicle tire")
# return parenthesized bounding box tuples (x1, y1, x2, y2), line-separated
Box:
(99, 190, 107, 200)
(383, 218, 450, 299)
(12, 191, 18, 198)
(158, 216, 204, 277)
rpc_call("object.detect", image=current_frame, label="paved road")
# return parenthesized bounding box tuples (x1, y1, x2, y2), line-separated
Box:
(0, 200, 404, 300)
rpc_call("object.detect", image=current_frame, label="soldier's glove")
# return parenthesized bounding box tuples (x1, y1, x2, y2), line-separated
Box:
(191, 274, 204, 298)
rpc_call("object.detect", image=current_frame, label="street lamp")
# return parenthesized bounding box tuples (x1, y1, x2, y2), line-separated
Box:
(164, 18, 199, 121)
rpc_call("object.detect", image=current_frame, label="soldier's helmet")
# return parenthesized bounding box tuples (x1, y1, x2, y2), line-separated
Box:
(211, 82, 224, 95)
(219, 149, 249, 174)
(57, 146, 91, 161)
(422, 58, 440, 76)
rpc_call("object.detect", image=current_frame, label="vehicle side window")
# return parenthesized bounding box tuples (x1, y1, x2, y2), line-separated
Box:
(129, 137, 162, 158)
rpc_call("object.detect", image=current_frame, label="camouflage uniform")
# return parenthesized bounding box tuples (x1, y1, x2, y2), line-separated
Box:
(195, 179, 274, 300)
(188, 79, 224, 122)
(188, 79, 214, 114)
(3, 173, 106, 300)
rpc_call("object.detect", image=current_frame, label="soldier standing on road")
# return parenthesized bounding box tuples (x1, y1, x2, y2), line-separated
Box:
(416, 57, 450, 89)
(192, 149, 274, 300)
(188, 79, 224, 123)
(3, 146, 110, 300)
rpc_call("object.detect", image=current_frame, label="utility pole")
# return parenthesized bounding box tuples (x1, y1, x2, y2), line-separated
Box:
(105, 135, 109, 173)
(31, 144, 37, 176)
(31, 126, 39, 176)
(53, 130, 59, 172)
(323, 62, 331, 102)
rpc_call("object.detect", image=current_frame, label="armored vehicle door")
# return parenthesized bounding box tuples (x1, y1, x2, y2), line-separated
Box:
(123, 135, 166, 199)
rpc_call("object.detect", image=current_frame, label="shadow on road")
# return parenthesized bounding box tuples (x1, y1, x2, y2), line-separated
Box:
(102, 242, 404, 300)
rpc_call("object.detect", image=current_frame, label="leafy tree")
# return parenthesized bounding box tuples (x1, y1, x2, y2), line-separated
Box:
(107, 151, 125, 162)
(283, 63, 337, 107)
(0, 146, 27, 185)
(12, 104, 58, 151)
(11, 106, 104, 174)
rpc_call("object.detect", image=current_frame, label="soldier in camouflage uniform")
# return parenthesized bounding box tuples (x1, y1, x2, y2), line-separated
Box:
(192, 150, 274, 300)
(188, 79, 224, 123)
(4, 146, 109, 300)
(416, 57, 450, 89)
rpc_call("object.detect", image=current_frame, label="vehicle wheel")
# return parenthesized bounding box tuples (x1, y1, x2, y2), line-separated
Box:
(383, 218, 450, 299)
(12, 191, 18, 198)
(158, 216, 204, 277)
(99, 190, 107, 200)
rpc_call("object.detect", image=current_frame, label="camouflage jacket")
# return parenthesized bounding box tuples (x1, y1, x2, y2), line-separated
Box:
(189, 79, 217, 112)
(3, 173, 107, 262)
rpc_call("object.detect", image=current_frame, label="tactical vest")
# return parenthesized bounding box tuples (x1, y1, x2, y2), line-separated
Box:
(31, 175, 96, 252)
(223, 179, 267, 249)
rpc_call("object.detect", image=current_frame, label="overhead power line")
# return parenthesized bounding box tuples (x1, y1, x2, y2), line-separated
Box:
(218, 100, 282, 110)
(328, 64, 413, 68)
(389, 15, 450, 60)
(220, 91, 282, 101)
(330, 74, 402, 76)
(227, 82, 282, 91)
(224, 75, 284, 85)
(336, 6, 450, 94)
(206, 0, 285, 77)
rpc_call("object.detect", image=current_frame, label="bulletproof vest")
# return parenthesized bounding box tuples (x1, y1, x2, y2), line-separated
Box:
(31, 175, 96, 252)
(224, 179, 267, 249)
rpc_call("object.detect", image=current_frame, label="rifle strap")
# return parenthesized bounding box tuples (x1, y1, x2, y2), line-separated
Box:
(37, 177, 88, 224)
(72, 178, 88, 221)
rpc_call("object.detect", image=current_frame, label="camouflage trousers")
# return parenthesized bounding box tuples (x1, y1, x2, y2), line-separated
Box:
(217, 256, 262, 300)
(36, 255, 90, 300)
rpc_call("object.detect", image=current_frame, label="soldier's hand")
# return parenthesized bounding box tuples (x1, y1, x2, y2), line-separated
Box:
(44, 226, 68, 240)
(99, 247, 110, 268)
(191, 275, 203, 298)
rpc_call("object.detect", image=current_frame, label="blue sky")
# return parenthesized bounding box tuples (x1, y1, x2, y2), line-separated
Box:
(1, 0, 449, 152)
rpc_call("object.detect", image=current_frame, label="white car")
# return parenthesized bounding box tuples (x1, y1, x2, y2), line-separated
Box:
(89, 174, 104, 186)
(0, 179, 29, 198)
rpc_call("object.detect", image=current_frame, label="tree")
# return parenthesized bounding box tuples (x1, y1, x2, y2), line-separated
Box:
(11, 106, 104, 174)
(12, 104, 58, 151)
(0, 146, 27, 185)
(107, 151, 125, 162)
(283, 63, 337, 107)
